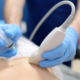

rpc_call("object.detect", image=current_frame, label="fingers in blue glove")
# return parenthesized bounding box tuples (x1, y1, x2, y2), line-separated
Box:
(42, 42, 67, 60)
(0, 24, 22, 44)
(5, 29, 16, 38)
(39, 54, 65, 68)
(0, 50, 17, 57)
(5, 24, 22, 39)
(39, 40, 68, 68)
(63, 47, 76, 62)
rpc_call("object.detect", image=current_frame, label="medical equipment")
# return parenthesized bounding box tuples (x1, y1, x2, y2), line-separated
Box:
(29, 1, 75, 65)
(0, 28, 17, 51)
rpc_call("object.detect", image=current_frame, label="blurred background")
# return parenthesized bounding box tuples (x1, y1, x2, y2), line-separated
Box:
(0, 0, 80, 73)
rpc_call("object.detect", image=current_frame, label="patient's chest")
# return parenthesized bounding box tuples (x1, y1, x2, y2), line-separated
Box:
(0, 58, 59, 80)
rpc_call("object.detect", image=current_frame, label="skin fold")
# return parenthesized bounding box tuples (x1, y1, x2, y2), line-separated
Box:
(0, 57, 59, 80)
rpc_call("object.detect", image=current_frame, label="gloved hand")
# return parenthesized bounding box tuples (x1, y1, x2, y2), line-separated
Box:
(0, 24, 22, 57)
(39, 27, 79, 68)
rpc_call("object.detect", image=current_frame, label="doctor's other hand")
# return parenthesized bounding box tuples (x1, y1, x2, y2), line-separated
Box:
(0, 24, 22, 57)
(39, 27, 79, 68)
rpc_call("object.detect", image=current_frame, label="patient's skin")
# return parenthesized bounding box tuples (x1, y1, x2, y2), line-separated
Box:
(0, 57, 59, 80)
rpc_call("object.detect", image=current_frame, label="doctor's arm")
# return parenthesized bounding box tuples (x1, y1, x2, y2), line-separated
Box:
(4, 0, 25, 26)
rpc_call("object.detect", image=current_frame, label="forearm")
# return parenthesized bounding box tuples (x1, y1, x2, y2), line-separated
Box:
(4, 0, 25, 26)
(70, 0, 80, 37)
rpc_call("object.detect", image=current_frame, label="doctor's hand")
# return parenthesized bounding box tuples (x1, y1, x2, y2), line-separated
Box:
(0, 24, 22, 57)
(39, 27, 79, 68)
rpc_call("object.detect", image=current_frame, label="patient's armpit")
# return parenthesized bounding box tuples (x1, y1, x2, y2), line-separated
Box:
(0, 57, 59, 80)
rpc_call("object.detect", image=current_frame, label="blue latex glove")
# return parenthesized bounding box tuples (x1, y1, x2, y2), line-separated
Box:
(39, 27, 79, 68)
(0, 24, 22, 57)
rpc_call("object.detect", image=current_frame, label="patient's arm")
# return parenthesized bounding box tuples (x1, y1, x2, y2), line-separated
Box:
(0, 57, 59, 80)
